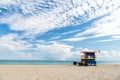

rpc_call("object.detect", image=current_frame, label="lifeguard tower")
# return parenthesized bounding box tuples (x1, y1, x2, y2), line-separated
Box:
(73, 51, 97, 66)
(78, 51, 96, 66)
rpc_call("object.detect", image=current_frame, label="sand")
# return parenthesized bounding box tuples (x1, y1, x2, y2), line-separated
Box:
(0, 65, 120, 80)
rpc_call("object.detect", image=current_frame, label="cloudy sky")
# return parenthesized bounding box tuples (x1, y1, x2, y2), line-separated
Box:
(0, 0, 120, 61)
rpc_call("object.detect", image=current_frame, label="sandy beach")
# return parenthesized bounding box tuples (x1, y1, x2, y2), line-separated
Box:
(0, 65, 120, 80)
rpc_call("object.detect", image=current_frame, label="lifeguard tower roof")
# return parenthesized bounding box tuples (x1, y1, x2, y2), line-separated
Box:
(81, 51, 96, 53)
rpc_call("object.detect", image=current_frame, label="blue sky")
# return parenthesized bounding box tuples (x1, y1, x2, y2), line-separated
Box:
(0, 0, 120, 61)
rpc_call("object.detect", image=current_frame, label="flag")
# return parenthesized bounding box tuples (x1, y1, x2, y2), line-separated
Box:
(98, 50, 101, 54)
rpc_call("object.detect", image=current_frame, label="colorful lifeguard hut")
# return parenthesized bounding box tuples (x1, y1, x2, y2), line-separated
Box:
(79, 51, 96, 66)
(73, 51, 98, 66)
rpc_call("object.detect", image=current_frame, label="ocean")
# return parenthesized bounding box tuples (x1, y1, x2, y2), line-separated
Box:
(0, 60, 120, 65)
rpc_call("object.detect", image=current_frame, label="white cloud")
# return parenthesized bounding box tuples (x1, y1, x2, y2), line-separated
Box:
(0, 34, 80, 60)
(34, 43, 80, 60)
(0, 46, 24, 60)
(97, 50, 120, 61)
(94, 39, 119, 42)
(0, 10, 2, 13)
(0, 0, 119, 37)
(0, 34, 30, 59)
(0, 33, 18, 40)
(0, 34, 120, 61)
(92, 35, 120, 42)
(0, 0, 15, 5)
(81, 48, 93, 52)
(63, 37, 87, 42)
(0, 0, 120, 60)
(50, 30, 81, 40)
(75, 7, 120, 42)
(0, 34, 32, 51)
(111, 35, 120, 39)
